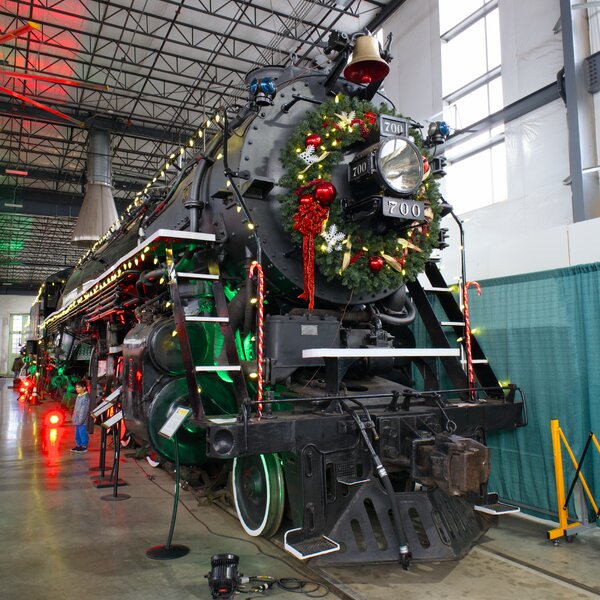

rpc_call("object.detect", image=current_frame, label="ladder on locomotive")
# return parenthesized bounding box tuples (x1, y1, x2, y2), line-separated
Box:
(406, 261, 502, 395)
(163, 236, 249, 419)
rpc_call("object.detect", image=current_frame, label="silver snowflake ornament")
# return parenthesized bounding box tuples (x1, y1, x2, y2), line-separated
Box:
(321, 223, 346, 252)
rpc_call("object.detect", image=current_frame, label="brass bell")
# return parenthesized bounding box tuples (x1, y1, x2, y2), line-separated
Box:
(343, 35, 390, 85)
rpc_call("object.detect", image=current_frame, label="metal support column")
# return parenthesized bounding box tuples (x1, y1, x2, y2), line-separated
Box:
(560, 0, 600, 221)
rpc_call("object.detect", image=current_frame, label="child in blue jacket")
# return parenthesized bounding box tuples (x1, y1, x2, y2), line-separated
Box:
(71, 380, 90, 453)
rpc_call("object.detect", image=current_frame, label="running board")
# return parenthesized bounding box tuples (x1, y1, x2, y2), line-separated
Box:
(474, 502, 520, 515)
(284, 528, 340, 560)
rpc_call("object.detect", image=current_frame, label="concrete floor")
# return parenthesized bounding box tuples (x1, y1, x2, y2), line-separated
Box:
(1, 378, 599, 600)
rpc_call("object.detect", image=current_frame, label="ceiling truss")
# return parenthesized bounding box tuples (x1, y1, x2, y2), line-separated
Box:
(0, 0, 398, 290)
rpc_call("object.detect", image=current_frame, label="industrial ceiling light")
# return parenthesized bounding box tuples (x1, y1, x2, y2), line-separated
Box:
(72, 129, 118, 247)
(343, 34, 390, 84)
(5, 168, 28, 176)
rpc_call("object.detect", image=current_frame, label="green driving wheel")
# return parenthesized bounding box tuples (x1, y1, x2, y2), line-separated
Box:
(232, 453, 285, 538)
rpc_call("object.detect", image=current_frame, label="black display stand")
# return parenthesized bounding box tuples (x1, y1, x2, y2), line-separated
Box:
(91, 419, 108, 478)
(146, 432, 189, 559)
(101, 419, 130, 502)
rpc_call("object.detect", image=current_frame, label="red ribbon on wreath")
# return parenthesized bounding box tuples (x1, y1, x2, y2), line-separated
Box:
(351, 117, 370, 139)
(293, 179, 330, 310)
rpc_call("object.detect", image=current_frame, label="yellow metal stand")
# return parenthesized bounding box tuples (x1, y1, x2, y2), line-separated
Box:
(547, 419, 600, 542)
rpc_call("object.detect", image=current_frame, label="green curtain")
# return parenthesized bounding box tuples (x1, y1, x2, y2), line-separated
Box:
(467, 263, 600, 517)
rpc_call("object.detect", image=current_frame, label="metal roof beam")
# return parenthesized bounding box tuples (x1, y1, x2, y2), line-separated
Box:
(0, 10, 256, 72)
(0, 187, 128, 217)
(0, 100, 195, 143)
(0, 164, 144, 191)
(2, 44, 245, 108)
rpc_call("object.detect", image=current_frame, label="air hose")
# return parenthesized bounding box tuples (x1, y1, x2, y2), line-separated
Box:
(343, 402, 411, 569)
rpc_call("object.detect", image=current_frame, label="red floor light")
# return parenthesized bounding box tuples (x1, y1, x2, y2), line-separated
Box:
(43, 410, 65, 427)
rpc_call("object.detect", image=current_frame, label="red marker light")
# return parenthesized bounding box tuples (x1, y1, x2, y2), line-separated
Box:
(43, 410, 65, 427)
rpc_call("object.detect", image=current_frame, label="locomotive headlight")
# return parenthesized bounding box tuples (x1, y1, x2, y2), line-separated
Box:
(377, 137, 423, 195)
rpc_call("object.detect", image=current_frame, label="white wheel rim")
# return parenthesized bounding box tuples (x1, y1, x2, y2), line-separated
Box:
(232, 454, 271, 537)
(146, 454, 160, 468)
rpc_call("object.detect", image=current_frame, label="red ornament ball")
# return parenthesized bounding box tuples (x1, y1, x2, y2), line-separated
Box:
(313, 181, 337, 206)
(364, 111, 377, 125)
(305, 133, 322, 148)
(299, 193, 314, 206)
(422, 155, 430, 173)
(368, 256, 385, 273)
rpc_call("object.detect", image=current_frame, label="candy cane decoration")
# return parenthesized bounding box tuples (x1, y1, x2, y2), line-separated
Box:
(249, 261, 265, 417)
(463, 280, 481, 401)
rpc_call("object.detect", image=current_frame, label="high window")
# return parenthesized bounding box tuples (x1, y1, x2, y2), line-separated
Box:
(8, 313, 29, 375)
(439, 0, 507, 213)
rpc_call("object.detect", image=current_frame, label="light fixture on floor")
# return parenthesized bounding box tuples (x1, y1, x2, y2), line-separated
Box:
(206, 554, 240, 599)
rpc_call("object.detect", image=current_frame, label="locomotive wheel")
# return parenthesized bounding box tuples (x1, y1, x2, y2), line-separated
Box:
(145, 452, 161, 468)
(232, 453, 285, 538)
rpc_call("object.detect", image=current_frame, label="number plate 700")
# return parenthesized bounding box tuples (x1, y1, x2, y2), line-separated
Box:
(382, 198, 425, 221)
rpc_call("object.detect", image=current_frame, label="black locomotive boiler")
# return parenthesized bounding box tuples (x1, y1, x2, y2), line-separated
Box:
(35, 31, 526, 568)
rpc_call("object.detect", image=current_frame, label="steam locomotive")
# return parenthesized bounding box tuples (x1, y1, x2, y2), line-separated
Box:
(32, 32, 526, 568)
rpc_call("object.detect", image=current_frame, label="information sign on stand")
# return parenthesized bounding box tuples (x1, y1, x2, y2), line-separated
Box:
(146, 406, 191, 561)
(92, 386, 122, 418)
(158, 407, 191, 439)
(91, 400, 112, 419)
(102, 410, 123, 430)
(100, 409, 130, 502)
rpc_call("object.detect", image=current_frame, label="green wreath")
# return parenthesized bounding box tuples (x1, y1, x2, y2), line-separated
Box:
(279, 95, 442, 295)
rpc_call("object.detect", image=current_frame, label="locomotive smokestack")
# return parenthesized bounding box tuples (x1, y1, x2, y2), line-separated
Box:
(72, 129, 118, 247)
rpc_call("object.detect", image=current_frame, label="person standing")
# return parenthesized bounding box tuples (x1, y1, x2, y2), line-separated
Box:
(71, 380, 90, 453)
(11, 354, 24, 379)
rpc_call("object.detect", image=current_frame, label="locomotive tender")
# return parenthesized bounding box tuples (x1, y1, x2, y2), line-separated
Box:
(34, 32, 525, 568)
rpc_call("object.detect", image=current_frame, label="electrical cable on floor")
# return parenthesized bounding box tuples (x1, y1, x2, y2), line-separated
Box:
(132, 457, 326, 579)
(236, 575, 329, 598)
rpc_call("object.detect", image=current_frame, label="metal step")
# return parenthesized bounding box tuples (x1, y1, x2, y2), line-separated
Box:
(186, 316, 229, 323)
(177, 272, 219, 280)
(195, 365, 241, 372)
(148, 229, 216, 244)
(284, 528, 340, 560)
(337, 476, 371, 486)
(474, 502, 520, 516)
(440, 321, 465, 327)
(423, 286, 454, 293)
(302, 348, 460, 359)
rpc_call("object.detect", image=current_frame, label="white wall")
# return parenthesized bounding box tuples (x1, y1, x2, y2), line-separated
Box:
(382, 0, 443, 122)
(433, 0, 600, 282)
(0, 294, 35, 375)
